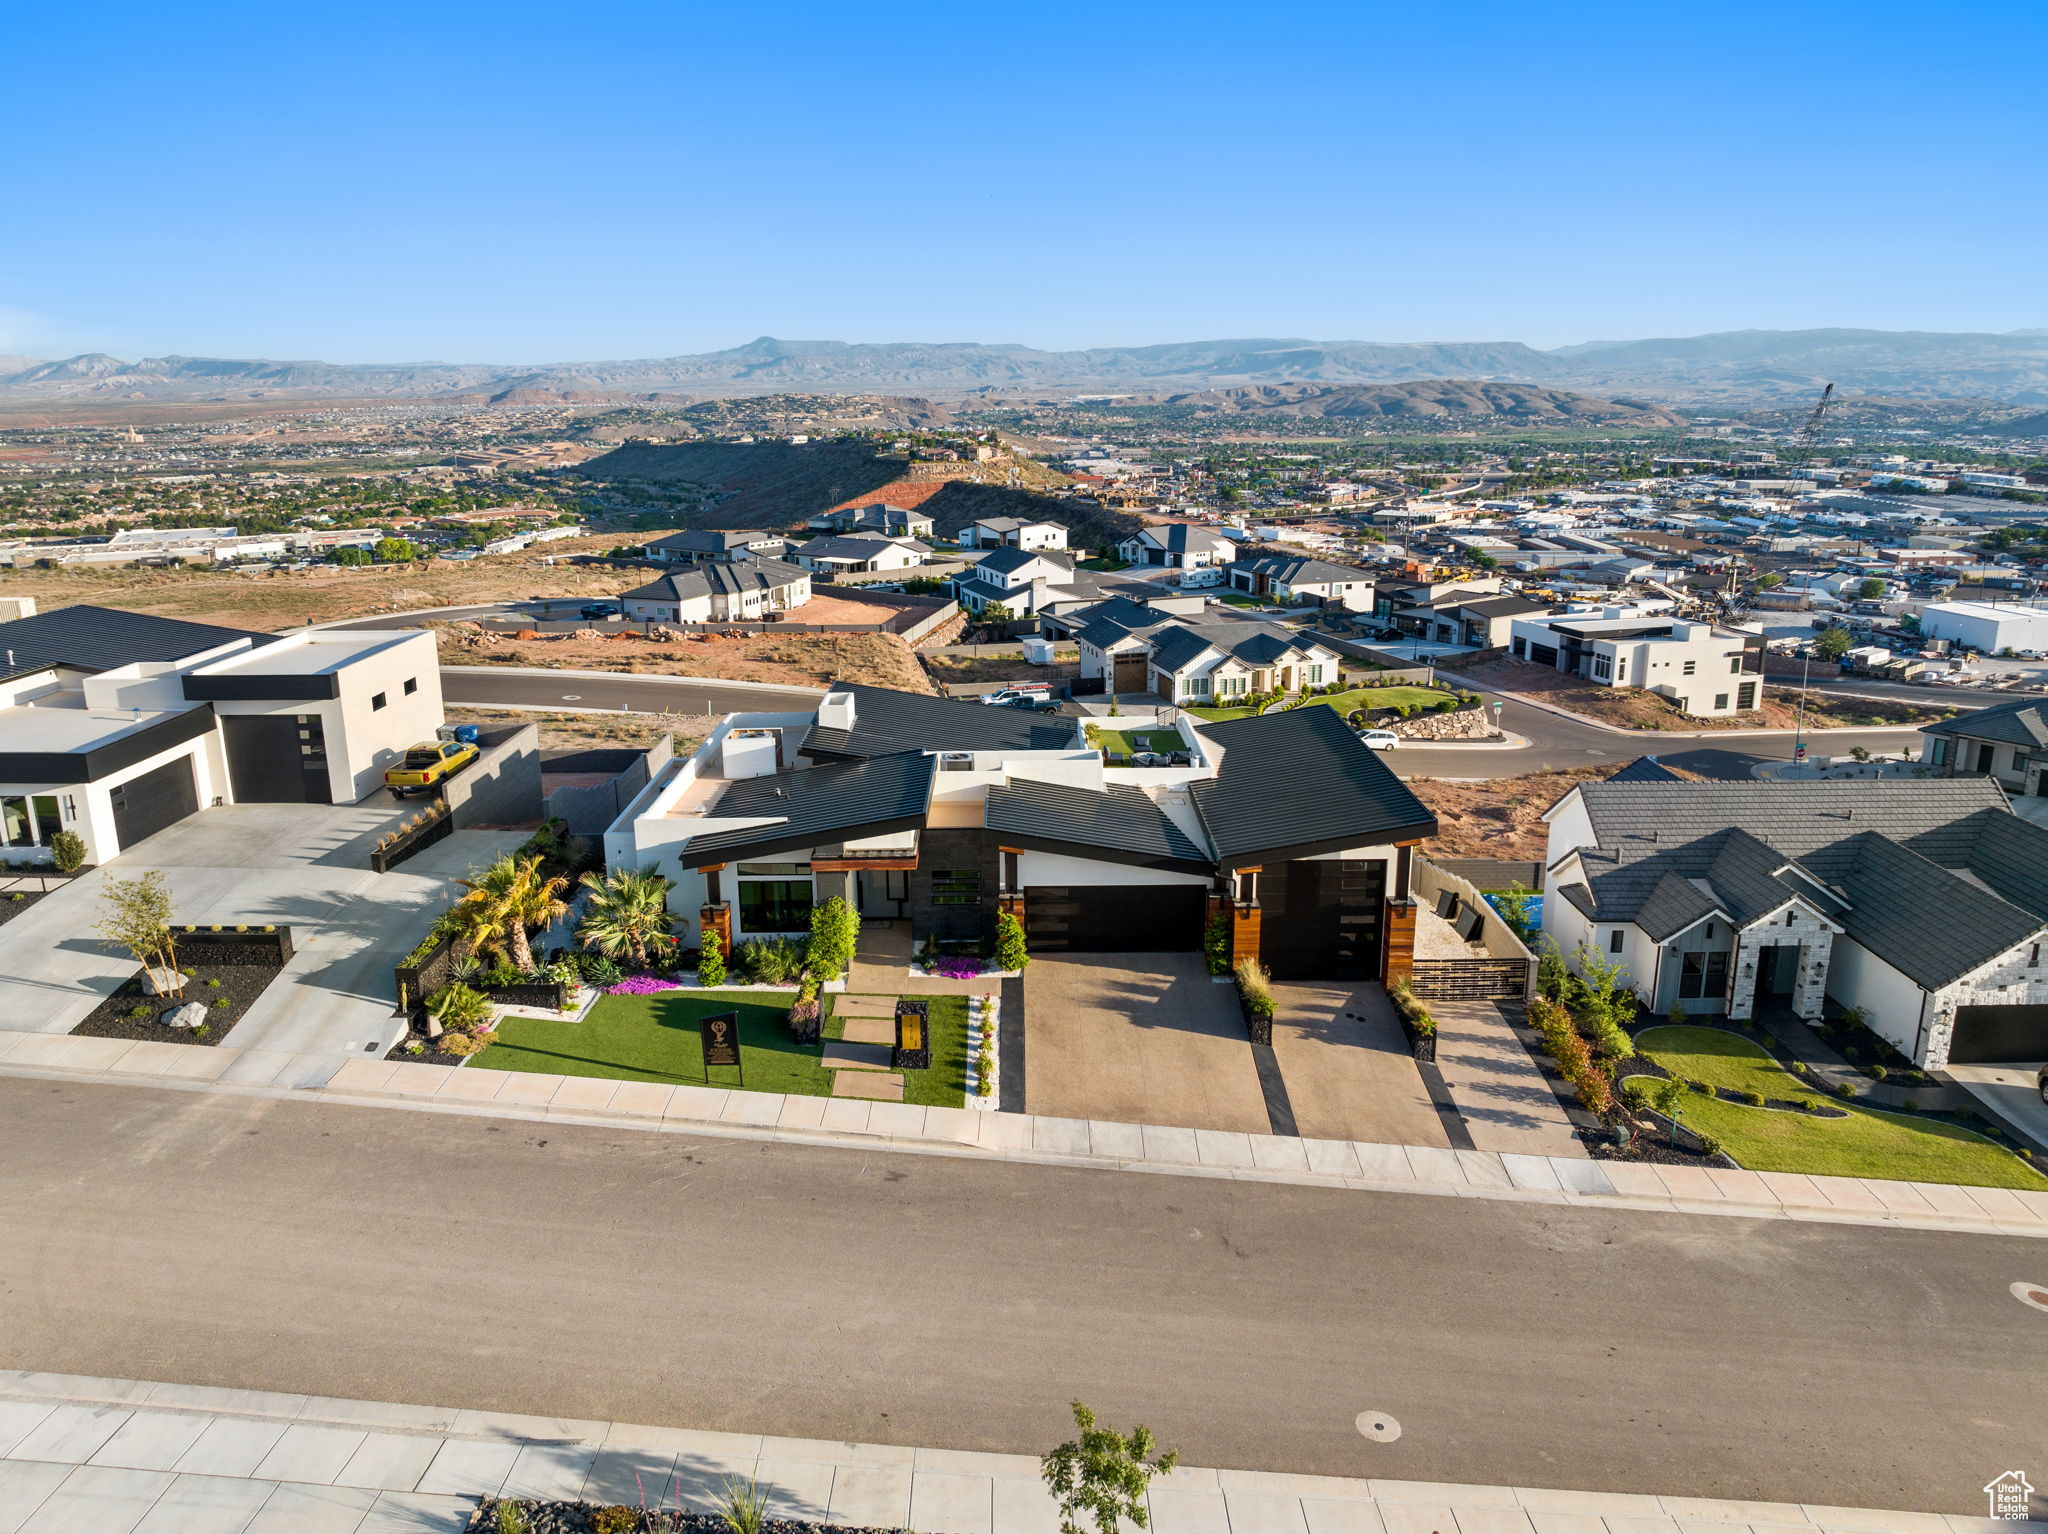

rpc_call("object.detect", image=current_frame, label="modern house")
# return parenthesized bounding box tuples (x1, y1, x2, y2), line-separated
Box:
(645, 529, 795, 564)
(604, 683, 1437, 980)
(1372, 574, 1503, 623)
(1226, 553, 1375, 611)
(951, 547, 1083, 616)
(1542, 774, 2048, 1066)
(1919, 697, 2048, 797)
(1398, 592, 1549, 649)
(1075, 611, 1340, 703)
(1508, 607, 1760, 717)
(620, 559, 813, 623)
(790, 533, 932, 576)
(960, 516, 1069, 552)
(0, 606, 443, 864)
(806, 502, 936, 540)
(1117, 524, 1238, 570)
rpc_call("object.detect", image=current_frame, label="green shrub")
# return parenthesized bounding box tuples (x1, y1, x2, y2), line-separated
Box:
(695, 930, 726, 987)
(1687, 1077, 1711, 1094)
(1694, 1131, 1724, 1157)
(993, 910, 1031, 973)
(577, 952, 624, 987)
(1233, 956, 1275, 1023)
(49, 830, 86, 872)
(804, 896, 860, 982)
(591, 1507, 637, 1534)
(492, 1501, 530, 1534)
(1388, 977, 1435, 1035)
(736, 935, 806, 985)
(205, 977, 221, 988)
(1203, 912, 1231, 976)
(425, 982, 493, 1033)
(1863, 1063, 1887, 1081)
(1834, 1080, 1858, 1099)
(1733, 1088, 1765, 1106)
(1622, 1075, 1684, 1117)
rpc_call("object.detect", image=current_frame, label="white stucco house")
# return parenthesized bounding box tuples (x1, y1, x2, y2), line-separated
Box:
(1509, 607, 1760, 717)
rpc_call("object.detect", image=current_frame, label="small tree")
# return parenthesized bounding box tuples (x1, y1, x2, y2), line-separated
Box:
(48, 830, 86, 873)
(1857, 577, 1887, 600)
(696, 928, 727, 987)
(1535, 936, 1568, 1000)
(1041, 1401, 1178, 1534)
(1813, 626, 1854, 662)
(993, 910, 1030, 973)
(805, 895, 860, 982)
(1491, 882, 1535, 940)
(95, 871, 181, 986)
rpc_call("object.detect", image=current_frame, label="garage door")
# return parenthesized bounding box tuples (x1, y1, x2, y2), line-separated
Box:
(1026, 885, 1204, 952)
(222, 715, 332, 804)
(1948, 1005, 2048, 1064)
(108, 756, 200, 855)
(1112, 654, 1150, 694)
(1260, 858, 1386, 982)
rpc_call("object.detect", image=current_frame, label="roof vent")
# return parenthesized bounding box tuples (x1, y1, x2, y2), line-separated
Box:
(816, 691, 857, 732)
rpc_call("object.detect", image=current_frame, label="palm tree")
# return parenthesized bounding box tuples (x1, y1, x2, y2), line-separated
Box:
(576, 866, 672, 969)
(455, 854, 568, 972)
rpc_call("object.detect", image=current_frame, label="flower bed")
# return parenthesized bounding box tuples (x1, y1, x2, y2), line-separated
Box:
(607, 972, 683, 996)
(70, 959, 286, 1047)
(0, 888, 48, 930)
(474, 1502, 904, 1534)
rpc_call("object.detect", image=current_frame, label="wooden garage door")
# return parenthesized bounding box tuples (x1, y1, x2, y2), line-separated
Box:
(1026, 885, 1205, 952)
(1948, 1005, 2048, 1064)
(108, 756, 200, 855)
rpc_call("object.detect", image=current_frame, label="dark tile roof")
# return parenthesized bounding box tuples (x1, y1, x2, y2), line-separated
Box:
(1919, 697, 2048, 748)
(1453, 595, 1549, 619)
(1231, 553, 1375, 586)
(621, 558, 808, 603)
(1573, 779, 2009, 856)
(1130, 524, 1232, 553)
(1191, 705, 1437, 865)
(1817, 831, 2045, 989)
(678, 750, 937, 867)
(799, 535, 923, 562)
(983, 777, 1211, 871)
(974, 545, 1073, 577)
(1604, 755, 1683, 784)
(0, 604, 275, 683)
(800, 683, 1075, 762)
(647, 528, 781, 554)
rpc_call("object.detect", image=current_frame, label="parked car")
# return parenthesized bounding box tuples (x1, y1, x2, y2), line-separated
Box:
(384, 739, 480, 798)
(1357, 729, 1401, 751)
(981, 685, 1053, 707)
(987, 695, 1054, 711)
(580, 602, 621, 620)
(2038, 1063, 2048, 1105)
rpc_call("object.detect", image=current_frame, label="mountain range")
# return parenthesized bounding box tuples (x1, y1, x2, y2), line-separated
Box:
(1136, 380, 1683, 428)
(5, 328, 2048, 406)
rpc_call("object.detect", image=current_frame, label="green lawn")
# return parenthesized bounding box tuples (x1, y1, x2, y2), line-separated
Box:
(471, 988, 968, 1106)
(1636, 1026, 2048, 1189)
(1294, 686, 1449, 716)
(1186, 705, 1257, 721)
(1079, 557, 1131, 572)
(1086, 726, 1185, 756)
(1216, 593, 1263, 608)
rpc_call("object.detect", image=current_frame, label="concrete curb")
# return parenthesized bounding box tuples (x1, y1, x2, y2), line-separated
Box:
(6, 1032, 2046, 1240)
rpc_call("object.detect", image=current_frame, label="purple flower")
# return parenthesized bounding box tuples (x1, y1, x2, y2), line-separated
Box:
(607, 973, 681, 995)
(928, 957, 985, 979)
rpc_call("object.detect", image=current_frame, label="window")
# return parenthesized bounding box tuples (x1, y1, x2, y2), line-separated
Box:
(1682, 659, 1697, 676)
(1729, 657, 1743, 673)
(1593, 656, 1612, 679)
(1714, 694, 1729, 711)
(929, 869, 983, 907)
(1737, 682, 1757, 710)
(2030, 943, 2041, 968)
(1512, 637, 1527, 658)
(403, 677, 418, 696)
(737, 879, 812, 933)
(1678, 950, 1729, 1000)
(1609, 929, 1625, 954)
(2, 795, 62, 848)
(371, 692, 387, 711)
(737, 862, 808, 875)
(1303, 665, 1324, 685)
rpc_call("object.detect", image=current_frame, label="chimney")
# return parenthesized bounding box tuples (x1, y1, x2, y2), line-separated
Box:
(817, 691, 857, 732)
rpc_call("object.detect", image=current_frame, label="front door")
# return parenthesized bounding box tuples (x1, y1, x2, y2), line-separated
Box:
(857, 869, 908, 920)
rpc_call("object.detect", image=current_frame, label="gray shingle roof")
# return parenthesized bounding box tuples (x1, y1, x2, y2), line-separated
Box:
(799, 535, 922, 562)
(1191, 706, 1437, 865)
(678, 750, 937, 867)
(1231, 553, 1375, 586)
(800, 683, 1075, 762)
(621, 558, 808, 603)
(974, 546, 1072, 577)
(1604, 756, 1683, 784)
(983, 777, 1211, 871)
(1919, 697, 2048, 749)
(1573, 779, 2010, 855)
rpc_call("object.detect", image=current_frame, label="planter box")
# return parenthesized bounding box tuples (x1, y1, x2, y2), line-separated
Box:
(1235, 982, 1274, 1046)
(173, 926, 295, 967)
(478, 979, 572, 1012)
(1397, 1014, 1437, 1064)
(370, 806, 453, 873)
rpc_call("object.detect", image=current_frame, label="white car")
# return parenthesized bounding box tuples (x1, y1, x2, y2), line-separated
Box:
(1358, 729, 1400, 751)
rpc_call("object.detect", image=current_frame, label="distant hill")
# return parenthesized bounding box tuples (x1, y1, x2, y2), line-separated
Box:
(1144, 380, 1683, 427)
(6, 327, 2048, 405)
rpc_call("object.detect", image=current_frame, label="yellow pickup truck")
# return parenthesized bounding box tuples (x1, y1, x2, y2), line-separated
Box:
(384, 739, 479, 798)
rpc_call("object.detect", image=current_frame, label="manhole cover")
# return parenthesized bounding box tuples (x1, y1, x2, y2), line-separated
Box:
(560, 694, 582, 701)
(1355, 1411, 1401, 1443)
(2013, 1281, 2048, 1313)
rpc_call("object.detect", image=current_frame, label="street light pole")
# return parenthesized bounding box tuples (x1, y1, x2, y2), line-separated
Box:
(1792, 654, 1811, 767)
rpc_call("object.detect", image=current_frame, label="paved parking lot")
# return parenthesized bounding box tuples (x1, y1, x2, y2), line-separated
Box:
(1022, 953, 1272, 1133)
(0, 804, 523, 1057)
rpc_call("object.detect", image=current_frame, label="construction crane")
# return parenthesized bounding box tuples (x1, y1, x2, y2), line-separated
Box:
(1796, 382, 1836, 446)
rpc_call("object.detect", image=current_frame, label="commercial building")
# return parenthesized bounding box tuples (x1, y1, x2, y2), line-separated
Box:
(0, 606, 442, 865)
(1917, 600, 2048, 655)
(604, 683, 1435, 981)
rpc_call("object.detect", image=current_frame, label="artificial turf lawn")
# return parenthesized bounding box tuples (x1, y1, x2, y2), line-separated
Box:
(472, 988, 968, 1107)
(1086, 727, 1185, 756)
(1637, 1025, 2048, 1189)
(1295, 686, 1449, 716)
(1185, 707, 1257, 721)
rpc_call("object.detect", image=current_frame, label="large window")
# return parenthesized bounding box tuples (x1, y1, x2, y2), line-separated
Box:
(1, 795, 60, 848)
(1678, 950, 1729, 1000)
(738, 878, 812, 933)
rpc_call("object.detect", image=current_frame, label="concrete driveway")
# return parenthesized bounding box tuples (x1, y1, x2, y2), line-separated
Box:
(1023, 953, 1272, 1133)
(1270, 982, 1449, 1146)
(1947, 1061, 2048, 1156)
(0, 803, 523, 1057)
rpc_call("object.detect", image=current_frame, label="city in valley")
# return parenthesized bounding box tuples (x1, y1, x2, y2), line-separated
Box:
(2, 3, 2045, 1531)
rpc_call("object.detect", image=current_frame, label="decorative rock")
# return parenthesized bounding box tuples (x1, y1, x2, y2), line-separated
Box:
(143, 966, 185, 996)
(161, 1002, 209, 1030)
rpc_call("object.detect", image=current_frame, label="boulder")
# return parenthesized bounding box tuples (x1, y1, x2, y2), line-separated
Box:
(161, 1002, 209, 1030)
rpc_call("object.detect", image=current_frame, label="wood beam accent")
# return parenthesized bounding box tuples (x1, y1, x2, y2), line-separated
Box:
(1383, 896, 1418, 987)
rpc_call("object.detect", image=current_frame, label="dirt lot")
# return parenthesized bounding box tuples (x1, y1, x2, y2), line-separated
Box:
(444, 705, 719, 756)
(1455, 654, 1951, 732)
(429, 622, 934, 692)
(0, 540, 682, 632)
(1412, 766, 1655, 862)
(922, 647, 1080, 686)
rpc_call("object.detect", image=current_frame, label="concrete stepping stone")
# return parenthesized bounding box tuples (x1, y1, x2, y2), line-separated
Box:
(840, 1017, 895, 1046)
(832, 1071, 905, 1101)
(833, 995, 900, 1018)
(822, 1039, 894, 1072)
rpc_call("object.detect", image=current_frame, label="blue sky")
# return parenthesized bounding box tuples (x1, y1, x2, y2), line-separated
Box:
(5, 0, 2043, 363)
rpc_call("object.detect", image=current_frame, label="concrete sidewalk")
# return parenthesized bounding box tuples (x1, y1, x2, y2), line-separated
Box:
(1430, 1000, 1586, 1158)
(0, 1370, 2035, 1534)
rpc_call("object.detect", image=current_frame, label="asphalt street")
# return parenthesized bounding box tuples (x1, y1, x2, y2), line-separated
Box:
(440, 664, 823, 718)
(1, 1079, 2043, 1513)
